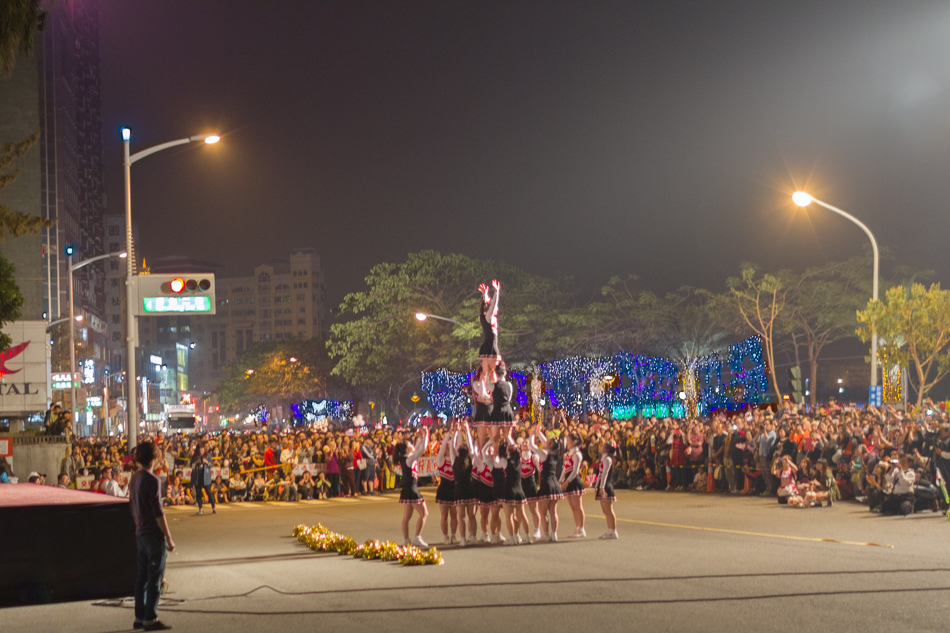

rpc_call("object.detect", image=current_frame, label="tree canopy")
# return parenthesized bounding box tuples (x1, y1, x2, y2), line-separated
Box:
(857, 283, 950, 408)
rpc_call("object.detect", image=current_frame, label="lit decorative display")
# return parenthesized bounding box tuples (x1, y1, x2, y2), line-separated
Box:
(421, 336, 770, 419)
(292, 398, 354, 425)
(880, 347, 902, 404)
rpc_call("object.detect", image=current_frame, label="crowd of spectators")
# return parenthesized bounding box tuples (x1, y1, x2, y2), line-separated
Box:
(8, 398, 950, 517)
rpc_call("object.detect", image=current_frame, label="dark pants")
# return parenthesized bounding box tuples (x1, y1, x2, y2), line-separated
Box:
(194, 484, 215, 510)
(134, 532, 166, 623)
(327, 472, 340, 497)
(341, 468, 357, 496)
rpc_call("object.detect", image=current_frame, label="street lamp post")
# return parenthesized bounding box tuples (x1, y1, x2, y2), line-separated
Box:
(792, 191, 880, 391)
(66, 250, 126, 436)
(122, 127, 220, 452)
(414, 312, 461, 326)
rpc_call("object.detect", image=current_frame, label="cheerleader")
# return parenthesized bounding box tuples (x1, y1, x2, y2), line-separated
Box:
(519, 435, 543, 541)
(596, 440, 619, 540)
(559, 432, 587, 538)
(488, 439, 507, 544)
(477, 280, 501, 377)
(471, 432, 495, 543)
(501, 430, 529, 544)
(434, 425, 458, 544)
(395, 427, 430, 548)
(453, 423, 478, 547)
(528, 424, 563, 542)
(489, 363, 515, 431)
(471, 366, 494, 431)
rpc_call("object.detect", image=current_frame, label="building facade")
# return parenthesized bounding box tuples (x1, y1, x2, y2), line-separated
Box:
(0, 2, 108, 432)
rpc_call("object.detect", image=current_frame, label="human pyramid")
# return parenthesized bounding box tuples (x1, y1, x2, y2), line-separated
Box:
(396, 280, 620, 548)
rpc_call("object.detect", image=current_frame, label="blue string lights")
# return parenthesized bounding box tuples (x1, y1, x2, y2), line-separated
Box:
(292, 398, 354, 425)
(420, 336, 770, 419)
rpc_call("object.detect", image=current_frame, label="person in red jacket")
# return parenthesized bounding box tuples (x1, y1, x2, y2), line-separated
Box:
(263, 438, 280, 476)
(669, 428, 688, 491)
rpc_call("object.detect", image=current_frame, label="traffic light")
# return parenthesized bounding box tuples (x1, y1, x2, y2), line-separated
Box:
(788, 366, 804, 405)
(64, 244, 76, 257)
(134, 274, 216, 315)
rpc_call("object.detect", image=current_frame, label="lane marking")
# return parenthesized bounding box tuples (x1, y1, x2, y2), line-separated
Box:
(588, 514, 893, 548)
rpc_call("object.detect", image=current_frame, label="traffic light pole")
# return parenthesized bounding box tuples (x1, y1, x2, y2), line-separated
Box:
(123, 136, 138, 452)
(67, 252, 77, 437)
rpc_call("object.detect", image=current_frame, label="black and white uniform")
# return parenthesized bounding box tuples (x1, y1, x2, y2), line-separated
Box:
(561, 447, 586, 496)
(489, 380, 515, 427)
(491, 457, 507, 505)
(472, 378, 493, 425)
(435, 440, 456, 506)
(477, 289, 500, 360)
(595, 455, 617, 502)
(398, 438, 428, 505)
(530, 436, 563, 500)
(520, 448, 540, 500)
(453, 436, 477, 505)
(502, 448, 527, 505)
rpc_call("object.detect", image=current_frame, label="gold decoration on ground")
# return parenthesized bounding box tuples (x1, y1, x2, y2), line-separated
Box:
(292, 524, 444, 566)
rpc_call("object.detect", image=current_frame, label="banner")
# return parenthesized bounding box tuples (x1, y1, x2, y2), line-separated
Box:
(291, 463, 327, 477)
(394, 456, 438, 478)
(76, 474, 94, 490)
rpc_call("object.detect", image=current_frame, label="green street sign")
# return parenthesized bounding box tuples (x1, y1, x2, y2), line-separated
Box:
(142, 296, 213, 313)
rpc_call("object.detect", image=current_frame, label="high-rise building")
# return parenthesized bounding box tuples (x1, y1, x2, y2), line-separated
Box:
(0, 2, 108, 430)
(134, 249, 329, 397)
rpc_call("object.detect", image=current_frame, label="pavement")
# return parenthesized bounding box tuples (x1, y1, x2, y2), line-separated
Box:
(4, 489, 950, 633)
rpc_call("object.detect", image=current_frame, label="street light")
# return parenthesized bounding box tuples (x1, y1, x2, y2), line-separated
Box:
(414, 312, 461, 326)
(122, 126, 220, 452)
(64, 250, 127, 436)
(792, 191, 880, 391)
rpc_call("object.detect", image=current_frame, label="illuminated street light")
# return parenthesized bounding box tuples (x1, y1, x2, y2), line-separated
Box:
(791, 192, 880, 393)
(122, 126, 221, 451)
(413, 312, 461, 326)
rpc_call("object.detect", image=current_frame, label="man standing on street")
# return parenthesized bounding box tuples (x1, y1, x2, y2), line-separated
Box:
(129, 441, 175, 631)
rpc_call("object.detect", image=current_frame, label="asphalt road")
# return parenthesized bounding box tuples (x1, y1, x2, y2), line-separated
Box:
(4, 490, 950, 633)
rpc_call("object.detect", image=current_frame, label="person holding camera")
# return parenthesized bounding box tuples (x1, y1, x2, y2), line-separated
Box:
(882, 454, 916, 516)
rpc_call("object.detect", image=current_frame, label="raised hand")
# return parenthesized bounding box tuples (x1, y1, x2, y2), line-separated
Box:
(478, 283, 489, 296)
(491, 279, 500, 290)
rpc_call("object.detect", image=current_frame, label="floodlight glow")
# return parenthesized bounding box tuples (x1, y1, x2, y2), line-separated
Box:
(121, 127, 131, 141)
(204, 135, 221, 144)
(792, 191, 813, 207)
(415, 313, 428, 321)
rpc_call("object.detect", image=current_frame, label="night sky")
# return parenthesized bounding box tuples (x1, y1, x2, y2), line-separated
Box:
(98, 1, 950, 306)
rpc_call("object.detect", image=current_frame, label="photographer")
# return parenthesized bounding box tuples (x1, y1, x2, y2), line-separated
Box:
(881, 454, 915, 516)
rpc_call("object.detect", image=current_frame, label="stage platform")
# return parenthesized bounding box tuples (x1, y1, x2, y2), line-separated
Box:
(0, 484, 137, 607)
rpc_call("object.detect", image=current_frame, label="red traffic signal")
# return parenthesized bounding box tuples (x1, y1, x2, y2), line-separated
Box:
(160, 277, 212, 294)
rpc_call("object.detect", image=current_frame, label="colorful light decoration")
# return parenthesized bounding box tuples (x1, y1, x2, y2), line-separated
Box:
(880, 347, 902, 404)
(421, 336, 770, 418)
(292, 398, 354, 425)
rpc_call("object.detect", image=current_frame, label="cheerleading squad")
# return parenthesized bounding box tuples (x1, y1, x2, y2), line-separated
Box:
(393, 280, 619, 548)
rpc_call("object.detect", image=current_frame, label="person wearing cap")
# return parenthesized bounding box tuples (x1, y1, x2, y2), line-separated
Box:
(28, 471, 46, 484)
